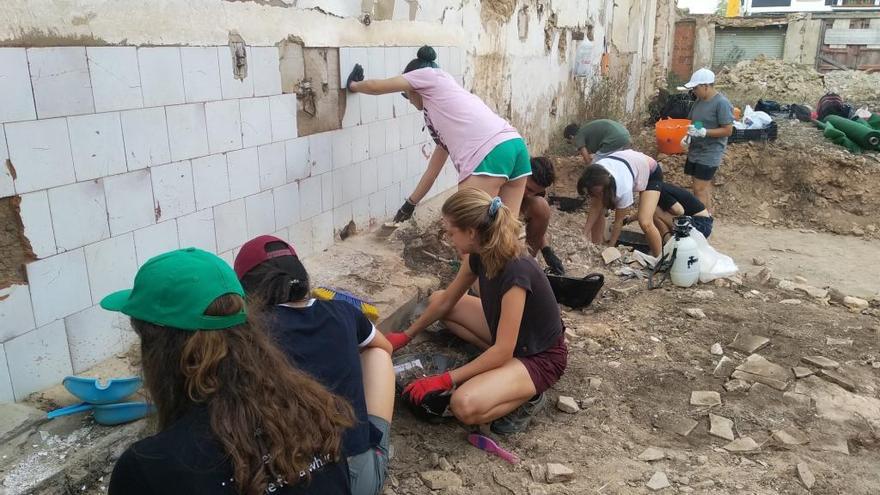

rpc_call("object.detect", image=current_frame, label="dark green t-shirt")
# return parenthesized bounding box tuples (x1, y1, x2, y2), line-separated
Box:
(574, 119, 631, 154)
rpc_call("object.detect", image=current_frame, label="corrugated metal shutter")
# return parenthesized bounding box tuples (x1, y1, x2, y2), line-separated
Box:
(712, 27, 787, 67)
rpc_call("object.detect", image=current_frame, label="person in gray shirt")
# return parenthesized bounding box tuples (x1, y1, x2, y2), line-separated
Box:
(682, 68, 733, 213)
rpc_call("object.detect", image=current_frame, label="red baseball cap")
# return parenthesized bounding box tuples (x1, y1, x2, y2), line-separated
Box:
(234, 235, 298, 279)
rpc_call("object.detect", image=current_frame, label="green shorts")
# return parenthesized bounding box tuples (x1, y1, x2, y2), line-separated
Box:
(471, 138, 532, 181)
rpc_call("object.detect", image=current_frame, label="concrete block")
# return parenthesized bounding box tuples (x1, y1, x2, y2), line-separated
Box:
(312, 211, 334, 252)
(285, 137, 310, 181)
(690, 391, 721, 407)
(384, 118, 401, 152)
(28, 47, 94, 118)
(398, 115, 415, 148)
(245, 191, 276, 238)
(240, 97, 273, 148)
(205, 100, 243, 153)
(258, 142, 286, 190)
(341, 91, 361, 128)
(166, 103, 209, 161)
(137, 47, 185, 107)
(274, 182, 300, 229)
(103, 169, 155, 236)
(360, 92, 379, 125)
(84, 233, 138, 305)
(133, 220, 179, 266)
(87, 46, 143, 112)
(217, 46, 254, 99)
(18, 191, 56, 258)
(177, 208, 216, 252)
(331, 128, 353, 169)
(180, 47, 222, 103)
(299, 175, 322, 220)
(151, 160, 196, 221)
(730, 333, 770, 354)
(0, 284, 36, 343)
(269, 93, 298, 141)
(226, 147, 261, 200)
(120, 107, 171, 170)
(251, 47, 282, 97)
(5, 118, 76, 194)
(308, 132, 332, 176)
(289, 218, 313, 258)
(0, 48, 37, 123)
(192, 154, 231, 211)
(0, 345, 12, 402)
(352, 125, 370, 163)
(67, 112, 127, 181)
(214, 199, 247, 252)
(361, 158, 379, 196)
(321, 172, 333, 212)
(49, 181, 110, 251)
(26, 249, 92, 327)
(6, 321, 72, 400)
(368, 190, 386, 222)
(65, 305, 134, 373)
(368, 122, 386, 158)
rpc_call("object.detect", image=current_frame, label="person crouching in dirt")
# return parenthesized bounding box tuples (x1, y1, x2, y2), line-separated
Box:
(522, 156, 565, 275)
(386, 188, 567, 435)
(563, 119, 631, 164)
(682, 68, 734, 213)
(235, 236, 395, 495)
(577, 149, 664, 256)
(653, 183, 713, 239)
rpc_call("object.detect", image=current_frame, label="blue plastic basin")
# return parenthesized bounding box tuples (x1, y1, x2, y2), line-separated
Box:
(62, 376, 142, 405)
(93, 402, 155, 426)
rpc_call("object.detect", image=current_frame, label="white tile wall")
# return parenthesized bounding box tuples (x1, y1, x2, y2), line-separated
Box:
(120, 107, 172, 170)
(192, 154, 231, 210)
(251, 47, 282, 97)
(84, 233, 138, 305)
(331, 128, 353, 169)
(258, 142, 286, 190)
(65, 306, 134, 374)
(377, 151, 395, 190)
(205, 100, 242, 153)
(226, 147, 261, 200)
(18, 190, 56, 258)
(333, 202, 353, 231)
(289, 218, 313, 258)
(166, 103, 210, 161)
(341, 92, 361, 128)
(26, 249, 92, 327)
(360, 92, 379, 125)
(312, 210, 334, 252)
(361, 158, 379, 196)
(321, 172, 333, 212)
(217, 46, 254, 99)
(274, 181, 300, 229)
(138, 47, 185, 107)
(298, 175, 322, 220)
(177, 208, 217, 252)
(5, 118, 76, 194)
(0, 284, 36, 343)
(285, 137, 310, 182)
(104, 169, 155, 235)
(351, 125, 369, 163)
(48, 180, 110, 251)
(308, 132, 332, 176)
(214, 199, 247, 252)
(0, 345, 12, 403)
(67, 112, 127, 181)
(0, 48, 37, 123)
(245, 190, 276, 238)
(6, 320, 72, 400)
(87, 47, 143, 113)
(377, 93, 395, 121)
(241, 97, 272, 148)
(338, 47, 366, 88)
(0, 127, 11, 198)
(269, 93, 298, 142)
(369, 190, 386, 223)
(134, 220, 180, 266)
(399, 114, 415, 148)
(180, 47, 222, 103)
(368, 121, 386, 158)
(333, 163, 360, 208)
(28, 47, 94, 118)
(384, 114, 401, 153)
(151, 160, 196, 221)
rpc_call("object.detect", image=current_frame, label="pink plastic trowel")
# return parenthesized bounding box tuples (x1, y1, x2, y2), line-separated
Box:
(467, 433, 520, 464)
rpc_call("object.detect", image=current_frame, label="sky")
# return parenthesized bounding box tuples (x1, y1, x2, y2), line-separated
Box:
(678, 0, 723, 14)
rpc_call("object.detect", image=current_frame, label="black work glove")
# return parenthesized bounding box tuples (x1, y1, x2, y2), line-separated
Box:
(542, 246, 565, 275)
(393, 198, 417, 223)
(346, 64, 364, 91)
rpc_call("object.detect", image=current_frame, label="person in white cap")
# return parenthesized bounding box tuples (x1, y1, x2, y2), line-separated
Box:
(681, 68, 733, 213)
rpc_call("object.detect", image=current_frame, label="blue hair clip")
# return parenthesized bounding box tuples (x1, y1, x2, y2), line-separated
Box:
(488, 196, 503, 218)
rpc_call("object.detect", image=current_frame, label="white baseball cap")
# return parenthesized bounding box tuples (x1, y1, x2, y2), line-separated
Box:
(683, 68, 715, 89)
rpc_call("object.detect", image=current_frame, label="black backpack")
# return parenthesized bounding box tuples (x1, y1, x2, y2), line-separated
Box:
(817, 93, 852, 121)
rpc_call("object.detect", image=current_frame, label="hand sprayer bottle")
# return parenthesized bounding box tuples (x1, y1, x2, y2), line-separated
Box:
(665, 216, 701, 287)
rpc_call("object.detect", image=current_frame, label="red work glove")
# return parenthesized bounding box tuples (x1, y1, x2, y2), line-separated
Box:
(403, 372, 454, 405)
(385, 332, 411, 352)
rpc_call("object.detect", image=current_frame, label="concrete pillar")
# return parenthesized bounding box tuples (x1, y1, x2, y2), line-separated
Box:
(692, 18, 715, 70)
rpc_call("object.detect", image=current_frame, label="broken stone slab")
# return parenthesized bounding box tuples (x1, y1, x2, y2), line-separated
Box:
(684, 308, 706, 319)
(693, 289, 715, 300)
(792, 367, 814, 379)
(782, 392, 812, 408)
(708, 414, 735, 441)
(797, 462, 815, 489)
(654, 414, 699, 437)
(545, 463, 575, 483)
(729, 333, 770, 354)
(731, 370, 787, 391)
(772, 426, 809, 446)
(710, 343, 723, 356)
(637, 447, 666, 461)
(733, 354, 790, 391)
(420, 470, 462, 490)
(724, 379, 751, 393)
(713, 356, 737, 379)
(690, 391, 722, 407)
(646, 472, 671, 491)
(752, 257, 766, 266)
(601, 246, 622, 265)
(723, 437, 760, 453)
(817, 369, 856, 392)
(779, 299, 802, 305)
(843, 296, 869, 311)
(825, 337, 853, 346)
(556, 396, 580, 414)
(801, 356, 839, 369)
(749, 382, 779, 396)
(796, 284, 828, 299)
(811, 436, 849, 455)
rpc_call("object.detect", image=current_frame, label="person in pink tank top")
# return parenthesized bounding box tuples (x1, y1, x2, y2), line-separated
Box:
(346, 46, 531, 220)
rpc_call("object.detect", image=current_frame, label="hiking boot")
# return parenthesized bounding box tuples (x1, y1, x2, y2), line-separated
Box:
(490, 393, 546, 435)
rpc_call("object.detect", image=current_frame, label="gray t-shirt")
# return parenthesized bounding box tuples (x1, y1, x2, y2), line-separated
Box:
(687, 92, 734, 168)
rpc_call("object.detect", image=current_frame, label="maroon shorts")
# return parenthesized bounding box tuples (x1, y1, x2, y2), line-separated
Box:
(516, 335, 568, 395)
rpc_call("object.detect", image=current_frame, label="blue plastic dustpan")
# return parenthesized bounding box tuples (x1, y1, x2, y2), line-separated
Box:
(62, 376, 142, 404)
(93, 402, 155, 425)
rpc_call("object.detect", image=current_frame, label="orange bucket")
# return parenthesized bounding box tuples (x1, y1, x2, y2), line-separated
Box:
(655, 118, 691, 155)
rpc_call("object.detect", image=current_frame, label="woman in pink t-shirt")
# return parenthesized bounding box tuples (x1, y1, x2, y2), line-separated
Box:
(347, 46, 531, 219)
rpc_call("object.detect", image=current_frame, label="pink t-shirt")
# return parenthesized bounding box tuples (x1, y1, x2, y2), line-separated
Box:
(595, 150, 658, 209)
(402, 68, 521, 182)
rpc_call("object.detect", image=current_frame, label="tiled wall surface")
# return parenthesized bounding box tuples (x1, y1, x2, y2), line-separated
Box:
(0, 45, 463, 402)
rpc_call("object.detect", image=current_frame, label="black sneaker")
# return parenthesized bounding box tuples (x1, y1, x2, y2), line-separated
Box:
(490, 393, 546, 435)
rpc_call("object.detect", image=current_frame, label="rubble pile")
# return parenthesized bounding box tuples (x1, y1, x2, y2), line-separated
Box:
(715, 56, 826, 104)
(824, 70, 880, 107)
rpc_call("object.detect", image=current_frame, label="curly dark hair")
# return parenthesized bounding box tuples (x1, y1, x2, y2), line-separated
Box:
(529, 156, 556, 188)
(577, 164, 616, 210)
(563, 123, 579, 140)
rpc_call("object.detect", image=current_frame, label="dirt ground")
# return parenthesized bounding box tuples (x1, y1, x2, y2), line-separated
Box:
(384, 125, 880, 494)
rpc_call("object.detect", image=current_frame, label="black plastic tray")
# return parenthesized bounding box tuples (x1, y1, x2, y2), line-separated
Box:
(547, 273, 605, 309)
(729, 120, 778, 144)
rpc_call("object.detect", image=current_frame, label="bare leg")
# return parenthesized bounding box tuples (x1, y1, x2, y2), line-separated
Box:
(360, 347, 395, 422)
(591, 213, 607, 244)
(692, 178, 713, 214)
(637, 190, 663, 257)
(433, 292, 492, 348)
(522, 195, 551, 255)
(458, 175, 527, 217)
(497, 176, 527, 218)
(449, 359, 536, 424)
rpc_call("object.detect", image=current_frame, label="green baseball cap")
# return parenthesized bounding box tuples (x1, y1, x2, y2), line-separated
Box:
(100, 248, 247, 331)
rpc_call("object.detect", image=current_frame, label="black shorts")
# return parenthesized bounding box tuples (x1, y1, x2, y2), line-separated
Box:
(645, 165, 663, 192)
(684, 160, 718, 181)
(691, 215, 714, 238)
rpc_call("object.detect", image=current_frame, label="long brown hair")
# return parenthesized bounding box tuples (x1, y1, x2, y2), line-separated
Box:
(577, 164, 616, 209)
(441, 188, 524, 278)
(133, 294, 353, 495)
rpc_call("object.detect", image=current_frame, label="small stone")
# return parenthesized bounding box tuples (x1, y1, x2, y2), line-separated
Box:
(637, 447, 666, 461)
(728, 275, 743, 286)
(545, 463, 575, 483)
(713, 278, 729, 288)
(802, 356, 839, 369)
(693, 480, 715, 489)
(556, 396, 580, 414)
(564, 328, 578, 340)
(714, 356, 737, 379)
(710, 343, 723, 355)
(772, 426, 809, 446)
(797, 285, 828, 299)
(690, 391, 722, 407)
(679, 487, 694, 493)
(794, 276, 808, 284)
(420, 470, 462, 490)
(529, 464, 546, 483)
(696, 455, 709, 465)
(584, 338, 602, 354)
(709, 414, 735, 441)
(646, 472, 670, 491)
(797, 462, 815, 489)
(723, 437, 760, 453)
(757, 267, 773, 285)
(825, 337, 852, 346)
(783, 392, 812, 408)
(684, 308, 706, 319)
(589, 377, 602, 390)
(602, 247, 622, 265)
(438, 457, 454, 471)
(730, 333, 770, 353)
(779, 299, 802, 305)
(843, 296, 869, 311)
(579, 397, 597, 408)
(792, 367, 814, 378)
(724, 379, 751, 393)
(752, 257, 766, 266)
(817, 369, 856, 392)
(852, 226, 865, 236)
(693, 289, 715, 300)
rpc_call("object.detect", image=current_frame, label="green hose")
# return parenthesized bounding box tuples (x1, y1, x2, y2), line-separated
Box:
(825, 115, 880, 150)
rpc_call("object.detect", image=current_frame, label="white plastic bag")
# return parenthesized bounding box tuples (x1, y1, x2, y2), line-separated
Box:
(742, 105, 772, 130)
